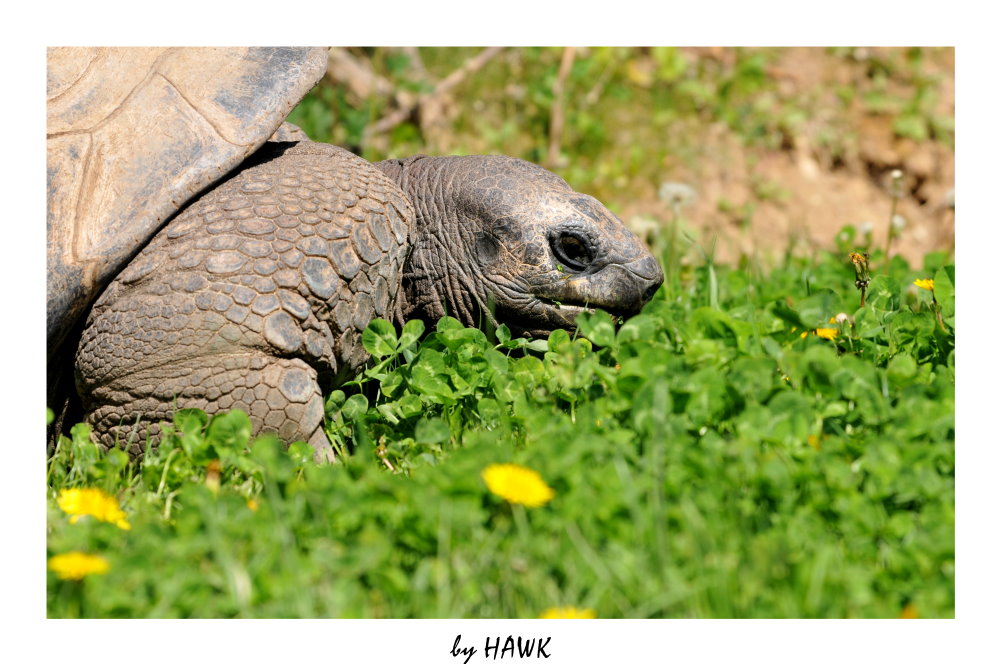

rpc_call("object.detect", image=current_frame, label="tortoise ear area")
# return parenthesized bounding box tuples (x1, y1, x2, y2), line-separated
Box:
(474, 231, 501, 266)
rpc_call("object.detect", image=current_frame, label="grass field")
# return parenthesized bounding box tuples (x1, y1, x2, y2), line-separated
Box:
(46, 240, 954, 618)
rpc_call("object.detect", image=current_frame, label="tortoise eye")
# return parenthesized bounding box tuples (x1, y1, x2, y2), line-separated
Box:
(551, 231, 594, 271)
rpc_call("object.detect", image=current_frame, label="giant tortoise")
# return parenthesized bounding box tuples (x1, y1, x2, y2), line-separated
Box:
(47, 47, 664, 459)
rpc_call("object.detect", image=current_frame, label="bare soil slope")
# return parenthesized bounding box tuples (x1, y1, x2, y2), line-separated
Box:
(624, 47, 954, 266)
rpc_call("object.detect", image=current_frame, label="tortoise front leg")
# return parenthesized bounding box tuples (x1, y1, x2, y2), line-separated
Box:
(83, 353, 333, 460)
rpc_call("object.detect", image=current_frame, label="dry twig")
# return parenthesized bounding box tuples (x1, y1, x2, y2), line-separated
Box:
(547, 47, 576, 168)
(325, 47, 393, 101)
(364, 47, 505, 140)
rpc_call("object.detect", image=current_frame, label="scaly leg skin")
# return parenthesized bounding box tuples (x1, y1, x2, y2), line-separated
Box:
(83, 354, 332, 460)
(75, 142, 411, 460)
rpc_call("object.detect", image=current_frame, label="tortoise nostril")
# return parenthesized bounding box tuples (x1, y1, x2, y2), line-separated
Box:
(643, 282, 660, 302)
(628, 255, 663, 282)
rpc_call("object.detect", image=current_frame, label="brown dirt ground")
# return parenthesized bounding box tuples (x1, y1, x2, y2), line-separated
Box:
(620, 47, 954, 267)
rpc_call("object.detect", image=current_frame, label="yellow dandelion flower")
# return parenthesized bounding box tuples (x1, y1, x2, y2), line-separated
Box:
(815, 328, 838, 340)
(807, 435, 820, 451)
(482, 463, 555, 507)
(246, 499, 259, 512)
(57, 488, 131, 530)
(48, 551, 110, 580)
(898, 604, 918, 619)
(539, 606, 596, 619)
(914, 278, 935, 291)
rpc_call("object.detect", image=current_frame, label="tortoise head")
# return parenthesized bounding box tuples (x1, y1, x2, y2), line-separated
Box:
(377, 155, 663, 336)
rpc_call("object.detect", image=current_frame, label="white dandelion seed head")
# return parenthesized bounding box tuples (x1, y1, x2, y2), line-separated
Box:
(658, 181, 697, 209)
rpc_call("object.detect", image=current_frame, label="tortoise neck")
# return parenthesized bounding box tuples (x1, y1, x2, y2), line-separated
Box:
(374, 156, 489, 329)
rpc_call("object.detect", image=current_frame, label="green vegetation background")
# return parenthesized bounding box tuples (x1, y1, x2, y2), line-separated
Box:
(47, 47, 954, 618)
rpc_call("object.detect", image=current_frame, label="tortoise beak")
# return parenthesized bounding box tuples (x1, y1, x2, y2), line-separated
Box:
(554, 255, 663, 317)
(502, 255, 664, 337)
(626, 255, 665, 309)
(591, 255, 664, 315)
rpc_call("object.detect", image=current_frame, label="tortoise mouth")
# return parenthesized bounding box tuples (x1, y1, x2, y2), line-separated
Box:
(498, 256, 663, 337)
(536, 296, 632, 321)
(496, 296, 630, 338)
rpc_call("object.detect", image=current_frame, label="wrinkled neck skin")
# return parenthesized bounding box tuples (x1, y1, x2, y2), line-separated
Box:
(375, 154, 664, 337)
(376, 155, 493, 329)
